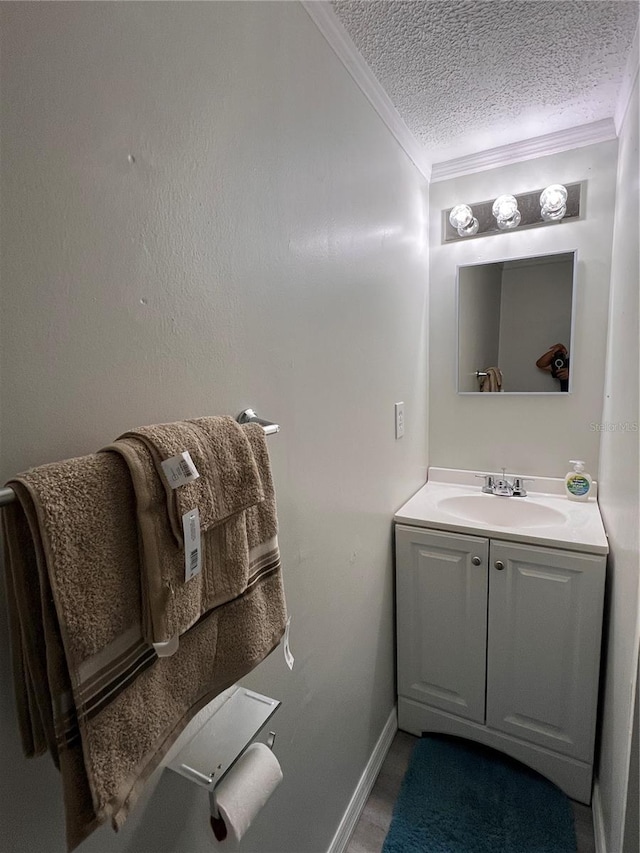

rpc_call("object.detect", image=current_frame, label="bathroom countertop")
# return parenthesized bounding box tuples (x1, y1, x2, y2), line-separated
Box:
(394, 467, 609, 555)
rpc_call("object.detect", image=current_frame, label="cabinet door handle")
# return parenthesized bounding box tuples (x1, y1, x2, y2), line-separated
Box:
(471, 556, 482, 566)
(494, 560, 505, 571)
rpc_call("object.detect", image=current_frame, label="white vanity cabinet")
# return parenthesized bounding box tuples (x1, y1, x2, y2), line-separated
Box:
(396, 525, 606, 803)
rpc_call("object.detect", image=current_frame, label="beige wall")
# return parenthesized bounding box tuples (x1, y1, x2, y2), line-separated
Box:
(0, 4, 429, 852)
(498, 258, 573, 393)
(457, 263, 501, 392)
(596, 72, 640, 853)
(429, 140, 617, 478)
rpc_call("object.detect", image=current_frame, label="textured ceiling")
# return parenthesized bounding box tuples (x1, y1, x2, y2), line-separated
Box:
(332, 0, 639, 165)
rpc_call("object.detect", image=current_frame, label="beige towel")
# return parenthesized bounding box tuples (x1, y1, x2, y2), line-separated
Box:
(118, 416, 264, 546)
(3, 452, 286, 851)
(103, 423, 280, 646)
(480, 367, 503, 392)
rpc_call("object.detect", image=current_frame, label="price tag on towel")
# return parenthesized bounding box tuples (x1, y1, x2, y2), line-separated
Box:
(182, 508, 202, 582)
(161, 451, 200, 488)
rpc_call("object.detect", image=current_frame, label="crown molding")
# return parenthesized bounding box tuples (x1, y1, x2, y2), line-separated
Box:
(614, 19, 639, 135)
(430, 119, 618, 183)
(301, 0, 432, 181)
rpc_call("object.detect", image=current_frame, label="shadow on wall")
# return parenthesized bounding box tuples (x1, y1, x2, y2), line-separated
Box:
(123, 776, 202, 853)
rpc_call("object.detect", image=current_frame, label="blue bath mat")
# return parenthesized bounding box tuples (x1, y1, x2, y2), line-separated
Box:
(382, 735, 576, 853)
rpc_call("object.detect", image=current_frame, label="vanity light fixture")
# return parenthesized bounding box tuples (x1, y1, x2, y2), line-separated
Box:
(492, 194, 521, 230)
(449, 204, 479, 237)
(540, 184, 568, 221)
(443, 182, 581, 243)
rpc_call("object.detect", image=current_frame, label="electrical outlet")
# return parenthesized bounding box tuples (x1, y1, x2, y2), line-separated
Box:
(395, 402, 405, 439)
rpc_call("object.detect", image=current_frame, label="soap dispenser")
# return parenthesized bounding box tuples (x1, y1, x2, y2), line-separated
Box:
(564, 460, 592, 501)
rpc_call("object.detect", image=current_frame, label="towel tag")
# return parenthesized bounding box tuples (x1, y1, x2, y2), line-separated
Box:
(283, 615, 294, 670)
(161, 451, 200, 489)
(182, 508, 202, 582)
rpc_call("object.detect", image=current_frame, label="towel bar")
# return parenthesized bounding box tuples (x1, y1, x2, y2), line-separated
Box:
(0, 486, 15, 507)
(476, 371, 489, 378)
(0, 411, 280, 507)
(236, 408, 280, 435)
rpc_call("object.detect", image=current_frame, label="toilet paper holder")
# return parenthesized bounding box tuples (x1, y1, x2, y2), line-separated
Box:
(167, 687, 280, 818)
(180, 732, 277, 819)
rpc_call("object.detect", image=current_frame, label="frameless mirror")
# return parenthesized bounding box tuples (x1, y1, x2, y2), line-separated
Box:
(457, 251, 575, 394)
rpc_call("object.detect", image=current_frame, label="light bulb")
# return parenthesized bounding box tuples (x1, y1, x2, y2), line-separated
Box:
(540, 184, 568, 221)
(449, 204, 479, 237)
(492, 194, 521, 230)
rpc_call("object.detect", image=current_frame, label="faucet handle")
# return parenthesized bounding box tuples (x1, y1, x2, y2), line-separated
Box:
(512, 476, 534, 497)
(475, 473, 495, 494)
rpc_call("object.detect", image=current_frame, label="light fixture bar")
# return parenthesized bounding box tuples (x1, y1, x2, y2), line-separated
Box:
(442, 182, 581, 243)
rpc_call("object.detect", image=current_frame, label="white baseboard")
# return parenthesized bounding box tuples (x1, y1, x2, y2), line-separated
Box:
(327, 706, 398, 853)
(592, 779, 608, 853)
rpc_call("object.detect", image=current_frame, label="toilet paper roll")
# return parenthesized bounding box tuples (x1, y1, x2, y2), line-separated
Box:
(210, 742, 283, 844)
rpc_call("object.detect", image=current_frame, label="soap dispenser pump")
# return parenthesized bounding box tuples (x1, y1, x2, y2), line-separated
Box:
(564, 460, 592, 501)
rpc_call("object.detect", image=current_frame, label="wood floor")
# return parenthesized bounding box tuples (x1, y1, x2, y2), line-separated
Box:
(346, 732, 596, 853)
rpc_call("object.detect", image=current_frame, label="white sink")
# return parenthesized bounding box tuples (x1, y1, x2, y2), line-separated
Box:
(436, 494, 567, 528)
(395, 468, 608, 554)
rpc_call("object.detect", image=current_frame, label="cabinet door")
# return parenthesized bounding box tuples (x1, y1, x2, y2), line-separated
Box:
(396, 526, 489, 723)
(486, 540, 606, 761)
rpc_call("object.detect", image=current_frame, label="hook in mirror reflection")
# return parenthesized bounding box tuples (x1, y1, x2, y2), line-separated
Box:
(457, 251, 575, 394)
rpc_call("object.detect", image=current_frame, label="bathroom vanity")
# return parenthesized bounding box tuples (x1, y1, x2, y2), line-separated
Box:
(394, 468, 608, 804)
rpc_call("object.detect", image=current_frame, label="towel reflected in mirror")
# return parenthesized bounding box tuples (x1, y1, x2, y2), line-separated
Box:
(479, 367, 503, 392)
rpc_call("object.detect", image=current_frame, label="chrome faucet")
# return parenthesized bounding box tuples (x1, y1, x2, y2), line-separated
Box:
(493, 470, 514, 496)
(475, 469, 533, 497)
